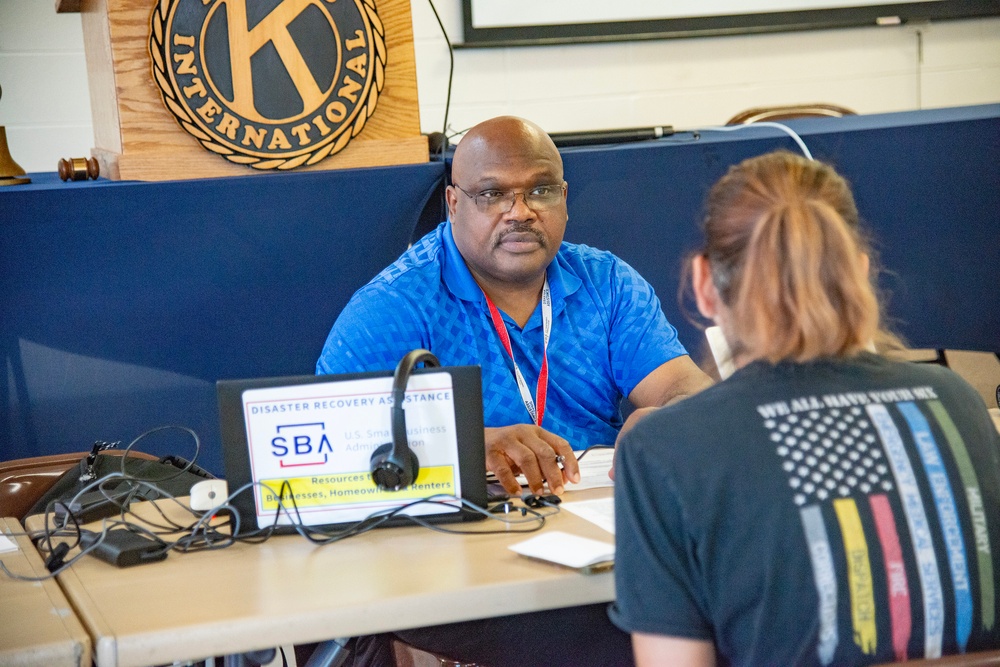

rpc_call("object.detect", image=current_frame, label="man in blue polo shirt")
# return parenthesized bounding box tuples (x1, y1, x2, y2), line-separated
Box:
(317, 115, 711, 503)
(312, 116, 710, 666)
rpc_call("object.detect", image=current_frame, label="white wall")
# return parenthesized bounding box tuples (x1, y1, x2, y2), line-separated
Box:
(1, 0, 998, 173)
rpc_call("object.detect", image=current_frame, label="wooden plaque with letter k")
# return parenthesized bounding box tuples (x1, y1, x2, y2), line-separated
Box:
(68, 0, 427, 181)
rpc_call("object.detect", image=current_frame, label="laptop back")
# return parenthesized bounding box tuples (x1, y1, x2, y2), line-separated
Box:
(217, 366, 487, 533)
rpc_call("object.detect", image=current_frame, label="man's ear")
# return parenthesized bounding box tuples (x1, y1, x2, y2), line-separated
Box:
(445, 185, 459, 221)
(692, 254, 720, 321)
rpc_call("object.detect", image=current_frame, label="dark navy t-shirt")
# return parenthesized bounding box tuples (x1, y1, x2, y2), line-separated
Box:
(612, 353, 1000, 666)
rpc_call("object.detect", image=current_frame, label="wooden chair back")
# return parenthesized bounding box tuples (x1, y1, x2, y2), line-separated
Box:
(0, 450, 157, 520)
(726, 103, 857, 124)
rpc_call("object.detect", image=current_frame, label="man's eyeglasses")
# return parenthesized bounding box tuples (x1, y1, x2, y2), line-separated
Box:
(452, 183, 566, 215)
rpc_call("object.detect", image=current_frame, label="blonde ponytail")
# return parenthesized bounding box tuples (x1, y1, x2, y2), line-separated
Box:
(702, 151, 880, 363)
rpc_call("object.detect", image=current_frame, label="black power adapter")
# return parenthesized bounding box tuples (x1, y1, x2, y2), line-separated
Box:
(80, 529, 168, 567)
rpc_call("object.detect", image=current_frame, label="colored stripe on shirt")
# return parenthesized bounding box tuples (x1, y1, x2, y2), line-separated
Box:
(870, 493, 912, 661)
(868, 403, 944, 658)
(801, 504, 840, 665)
(928, 399, 995, 631)
(834, 498, 878, 654)
(900, 402, 973, 651)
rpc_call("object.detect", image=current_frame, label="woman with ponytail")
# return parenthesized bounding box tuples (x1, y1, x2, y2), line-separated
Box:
(610, 151, 1000, 666)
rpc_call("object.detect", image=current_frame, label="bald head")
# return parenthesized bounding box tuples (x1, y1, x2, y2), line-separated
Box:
(451, 116, 563, 187)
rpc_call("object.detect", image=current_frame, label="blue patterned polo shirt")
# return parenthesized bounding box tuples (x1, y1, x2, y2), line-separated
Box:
(316, 222, 687, 449)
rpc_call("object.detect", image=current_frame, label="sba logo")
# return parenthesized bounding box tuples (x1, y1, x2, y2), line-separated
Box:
(150, 0, 386, 170)
(271, 422, 333, 467)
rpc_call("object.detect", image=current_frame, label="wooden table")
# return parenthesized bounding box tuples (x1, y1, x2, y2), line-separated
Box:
(0, 517, 92, 667)
(25, 488, 615, 667)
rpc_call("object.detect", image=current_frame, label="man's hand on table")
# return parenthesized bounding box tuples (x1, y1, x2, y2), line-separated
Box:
(486, 425, 581, 496)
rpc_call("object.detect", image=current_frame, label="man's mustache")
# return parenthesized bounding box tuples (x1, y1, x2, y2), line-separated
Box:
(495, 225, 546, 248)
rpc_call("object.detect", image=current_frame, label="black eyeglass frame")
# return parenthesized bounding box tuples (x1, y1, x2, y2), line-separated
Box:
(450, 182, 567, 214)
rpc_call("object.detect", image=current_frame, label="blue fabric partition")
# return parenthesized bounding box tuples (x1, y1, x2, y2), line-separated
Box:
(1, 164, 445, 474)
(1, 104, 997, 474)
(560, 104, 1000, 364)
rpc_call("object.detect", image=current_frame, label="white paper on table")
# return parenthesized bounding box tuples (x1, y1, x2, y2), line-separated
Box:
(567, 447, 615, 490)
(509, 530, 614, 570)
(0, 534, 18, 554)
(512, 446, 616, 491)
(561, 497, 616, 534)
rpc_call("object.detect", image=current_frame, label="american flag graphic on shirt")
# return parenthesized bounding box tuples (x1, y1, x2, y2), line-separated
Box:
(758, 385, 995, 664)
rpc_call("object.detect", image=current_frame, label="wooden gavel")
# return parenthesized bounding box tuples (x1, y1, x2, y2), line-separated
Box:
(58, 156, 100, 181)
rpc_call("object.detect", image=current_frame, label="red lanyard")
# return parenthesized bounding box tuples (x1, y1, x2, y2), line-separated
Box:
(483, 278, 552, 426)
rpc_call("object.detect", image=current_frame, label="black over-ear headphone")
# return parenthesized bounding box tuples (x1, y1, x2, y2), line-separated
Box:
(370, 349, 441, 491)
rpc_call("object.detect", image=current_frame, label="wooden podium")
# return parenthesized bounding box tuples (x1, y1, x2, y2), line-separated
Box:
(67, 0, 428, 181)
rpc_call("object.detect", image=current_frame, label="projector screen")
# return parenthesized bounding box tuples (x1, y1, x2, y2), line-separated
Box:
(460, 0, 1000, 46)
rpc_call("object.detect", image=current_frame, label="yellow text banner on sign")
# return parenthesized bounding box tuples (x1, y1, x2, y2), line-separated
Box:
(260, 466, 458, 511)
